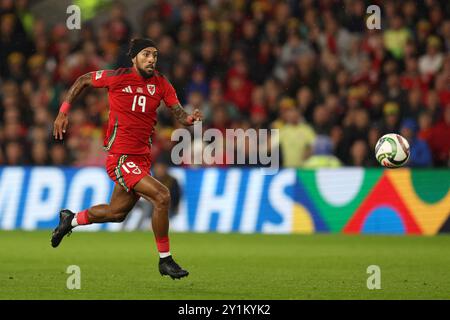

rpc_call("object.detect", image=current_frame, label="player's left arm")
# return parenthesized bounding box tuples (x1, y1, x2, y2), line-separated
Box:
(53, 72, 94, 140)
(169, 103, 202, 126)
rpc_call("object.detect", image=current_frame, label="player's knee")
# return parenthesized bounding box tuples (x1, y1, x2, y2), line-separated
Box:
(155, 187, 171, 209)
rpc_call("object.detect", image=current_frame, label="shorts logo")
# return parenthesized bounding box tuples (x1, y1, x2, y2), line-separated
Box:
(147, 84, 156, 95)
(122, 161, 142, 175)
(95, 70, 103, 80)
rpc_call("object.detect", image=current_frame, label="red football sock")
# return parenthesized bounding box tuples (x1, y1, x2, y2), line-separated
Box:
(76, 209, 91, 225)
(156, 236, 170, 253)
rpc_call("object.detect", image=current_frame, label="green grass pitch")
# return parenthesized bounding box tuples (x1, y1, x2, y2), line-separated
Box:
(1, 231, 450, 299)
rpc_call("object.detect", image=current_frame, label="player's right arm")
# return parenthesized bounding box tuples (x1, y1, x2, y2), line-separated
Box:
(53, 72, 93, 140)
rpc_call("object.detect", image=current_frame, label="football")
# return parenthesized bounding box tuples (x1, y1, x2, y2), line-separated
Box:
(375, 133, 410, 168)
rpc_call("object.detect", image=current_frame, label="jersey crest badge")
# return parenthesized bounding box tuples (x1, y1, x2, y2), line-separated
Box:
(147, 84, 156, 95)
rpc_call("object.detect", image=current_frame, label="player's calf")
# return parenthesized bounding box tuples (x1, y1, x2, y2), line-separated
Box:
(109, 212, 127, 223)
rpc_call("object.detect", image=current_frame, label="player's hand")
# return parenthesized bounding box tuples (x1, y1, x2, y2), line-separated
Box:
(187, 109, 203, 125)
(53, 112, 69, 140)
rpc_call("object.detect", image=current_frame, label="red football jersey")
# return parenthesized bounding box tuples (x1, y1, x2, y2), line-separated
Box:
(91, 67, 179, 155)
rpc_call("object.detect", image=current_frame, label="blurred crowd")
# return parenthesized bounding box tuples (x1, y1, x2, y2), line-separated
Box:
(0, 0, 449, 168)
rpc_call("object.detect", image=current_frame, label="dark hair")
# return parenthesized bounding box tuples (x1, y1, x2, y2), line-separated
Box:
(127, 38, 158, 58)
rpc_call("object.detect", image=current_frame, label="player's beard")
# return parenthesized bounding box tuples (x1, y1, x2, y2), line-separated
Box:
(136, 66, 154, 79)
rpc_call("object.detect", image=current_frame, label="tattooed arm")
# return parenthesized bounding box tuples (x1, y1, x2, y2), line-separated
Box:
(63, 72, 93, 105)
(169, 103, 203, 126)
(53, 72, 93, 140)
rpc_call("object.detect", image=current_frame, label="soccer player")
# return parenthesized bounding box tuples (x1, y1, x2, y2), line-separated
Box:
(51, 38, 202, 280)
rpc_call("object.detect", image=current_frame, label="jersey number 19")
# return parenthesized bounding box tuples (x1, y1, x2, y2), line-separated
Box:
(132, 95, 146, 112)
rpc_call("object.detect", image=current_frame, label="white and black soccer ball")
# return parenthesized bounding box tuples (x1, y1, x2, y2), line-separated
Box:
(375, 133, 410, 168)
